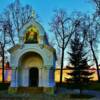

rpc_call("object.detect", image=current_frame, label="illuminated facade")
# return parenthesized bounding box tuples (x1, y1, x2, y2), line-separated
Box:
(8, 19, 56, 93)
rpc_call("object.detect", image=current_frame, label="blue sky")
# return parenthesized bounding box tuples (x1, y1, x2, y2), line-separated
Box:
(0, 0, 95, 34)
(0, 0, 98, 65)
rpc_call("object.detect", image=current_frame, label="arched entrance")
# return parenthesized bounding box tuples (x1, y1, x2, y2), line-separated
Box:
(18, 52, 43, 87)
(29, 68, 38, 87)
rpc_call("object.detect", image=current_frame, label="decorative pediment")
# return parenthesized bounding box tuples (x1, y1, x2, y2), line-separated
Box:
(19, 19, 49, 45)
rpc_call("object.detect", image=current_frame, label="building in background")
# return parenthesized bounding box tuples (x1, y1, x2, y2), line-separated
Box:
(0, 61, 12, 82)
(0, 66, 98, 83)
(55, 67, 98, 83)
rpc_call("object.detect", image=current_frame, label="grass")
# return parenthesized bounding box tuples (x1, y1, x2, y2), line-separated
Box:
(86, 82, 100, 91)
(0, 82, 98, 100)
(0, 91, 95, 100)
(0, 91, 70, 100)
(56, 81, 100, 91)
(0, 83, 10, 90)
(70, 94, 94, 99)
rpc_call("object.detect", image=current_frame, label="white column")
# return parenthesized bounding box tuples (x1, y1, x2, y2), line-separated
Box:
(42, 67, 50, 87)
(16, 68, 18, 87)
(42, 66, 55, 87)
(48, 68, 55, 87)
(22, 68, 29, 87)
(39, 68, 43, 87)
(10, 68, 18, 87)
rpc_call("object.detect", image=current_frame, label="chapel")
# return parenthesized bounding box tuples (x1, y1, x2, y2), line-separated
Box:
(8, 18, 56, 93)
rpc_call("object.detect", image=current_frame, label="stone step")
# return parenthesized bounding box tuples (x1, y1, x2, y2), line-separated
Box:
(17, 87, 43, 94)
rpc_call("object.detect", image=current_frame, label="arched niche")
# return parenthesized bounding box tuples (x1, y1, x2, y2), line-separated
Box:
(19, 52, 43, 68)
(19, 19, 49, 45)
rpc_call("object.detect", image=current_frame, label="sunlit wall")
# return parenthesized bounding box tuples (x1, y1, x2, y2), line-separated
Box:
(55, 69, 98, 82)
(0, 68, 98, 83)
(0, 68, 12, 82)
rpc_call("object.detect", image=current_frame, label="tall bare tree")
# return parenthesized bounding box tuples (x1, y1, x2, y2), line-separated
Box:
(0, 0, 35, 44)
(0, 0, 35, 82)
(80, 0, 100, 81)
(75, 13, 100, 81)
(92, 0, 100, 15)
(0, 20, 12, 82)
(50, 9, 81, 84)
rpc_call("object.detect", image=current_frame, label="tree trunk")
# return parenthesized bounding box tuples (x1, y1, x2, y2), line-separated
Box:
(60, 47, 64, 85)
(90, 42, 100, 82)
(2, 47, 4, 83)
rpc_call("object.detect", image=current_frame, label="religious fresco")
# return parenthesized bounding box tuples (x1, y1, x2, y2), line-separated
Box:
(24, 25, 39, 43)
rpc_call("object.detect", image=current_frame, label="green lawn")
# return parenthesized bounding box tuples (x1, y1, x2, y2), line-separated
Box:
(86, 82, 100, 91)
(0, 91, 95, 100)
(70, 94, 94, 99)
(56, 81, 100, 91)
(0, 83, 10, 90)
(0, 82, 98, 100)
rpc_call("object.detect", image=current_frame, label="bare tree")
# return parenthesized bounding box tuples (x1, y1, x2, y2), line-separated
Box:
(0, 21, 12, 82)
(0, 0, 36, 82)
(80, 0, 100, 81)
(92, 0, 100, 15)
(76, 13, 100, 82)
(50, 9, 81, 84)
(87, 16, 100, 81)
(0, 0, 35, 44)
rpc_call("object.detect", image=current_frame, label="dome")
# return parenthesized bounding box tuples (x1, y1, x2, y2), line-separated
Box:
(19, 19, 49, 45)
